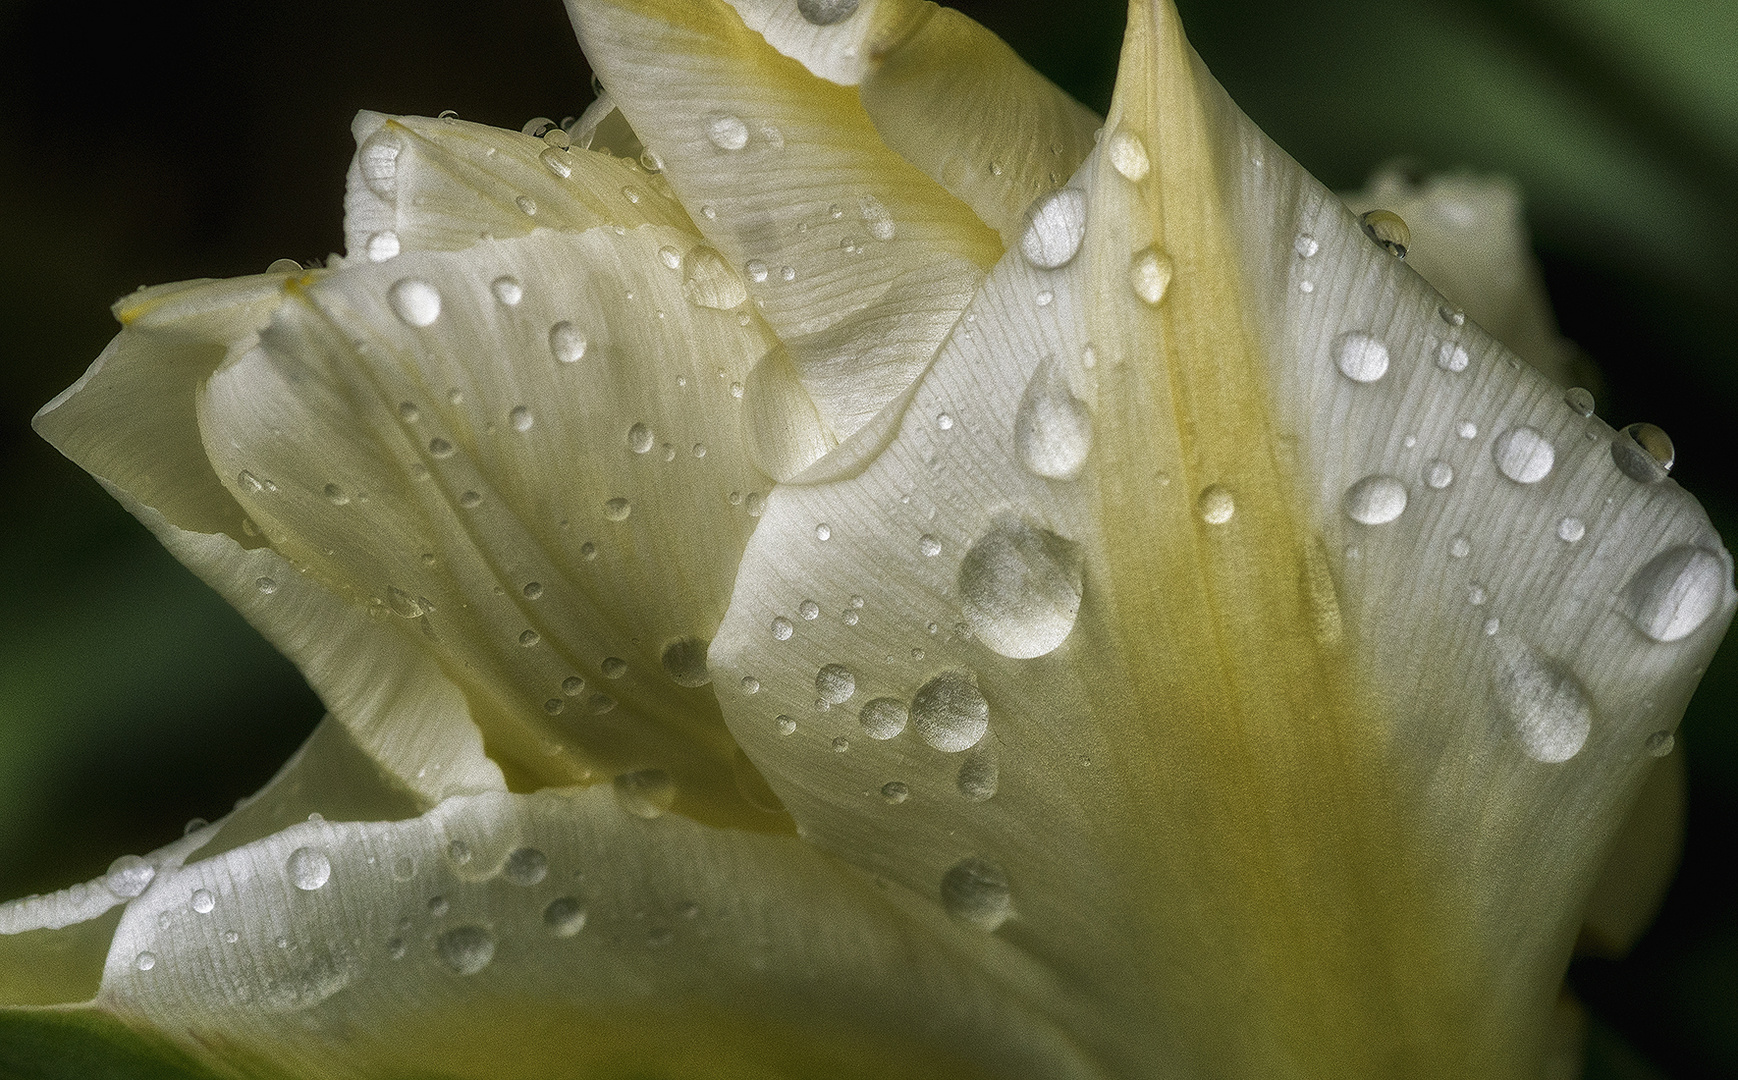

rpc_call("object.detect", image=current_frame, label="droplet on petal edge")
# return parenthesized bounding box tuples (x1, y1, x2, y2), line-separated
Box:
(1622, 545, 1725, 643)
(286, 847, 331, 891)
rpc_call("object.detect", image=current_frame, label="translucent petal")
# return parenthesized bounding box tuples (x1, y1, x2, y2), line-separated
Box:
(710, 0, 1734, 1073)
(195, 224, 785, 828)
(94, 786, 1102, 1080)
(567, 0, 1002, 476)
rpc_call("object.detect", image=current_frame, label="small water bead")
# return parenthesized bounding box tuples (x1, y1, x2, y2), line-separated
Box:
(657, 245, 682, 271)
(1440, 306, 1466, 327)
(661, 637, 712, 687)
(745, 260, 769, 284)
(627, 422, 655, 454)
(1129, 247, 1174, 305)
(878, 781, 911, 805)
(614, 769, 678, 819)
(1425, 461, 1454, 489)
(692, 442, 707, 458)
(522, 116, 557, 138)
(104, 855, 155, 899)
(519, 629, 541, 648)
(544, 698, 565, 715)
(959, 519, 1083, 659)
(1493, 427, 1555, 484)
(1014, 355, 1093, 481)
(1294, 233, 1319, 258)
(741, 676, 760, 694)
(1468, 584, 1487, 606)
(503, 847, 549, 887)
(388, 279, 442, 327)
(622, 186, 644, 204)
(816, 664, 856, 705)
(1623, 545, 1726, 642)
(831, 736, 851, 753)
(1333, 331, 1389, 383)
(911, 671, 989, 752)
(287, 848, 331, 891)
(429, 895, 451, 916)
(771, 616, 794, 640)
(1299, 280, 1315, 294)
(842, 610, 860, 626)
(562, 676, 585, 696)
(256, 577, 278, 595)
(1484, 618, 1501, 636)
(798, 600, 821, 621)
(506, 405, 534, 433)
(604, 497, 632, 521)
(1612, 423, 1675, 483)
(704, 113, 750, 151)
(1198, 485, 1235, 526)
(859, 697, 909, 740)
(941, 857, 1012, 930)
(135, 951, 157, 972)
(544, 897, 588, 937)
(222, 930, 239, 944)
(459, 490, 483, 509)
(190, 888, 216, 914)
(1018, 188, 1087, 270)
(1495, 645, 1591, 764)
(364, 230, 400, 263)
(1564, 387, 1596, 417)
(435, 926, 496, 975)
(776, 715, 798, 736)
(1436, 342, 1469, 373)
(1646, 731, 1676, 758)
(356, 130, 401, 198)
(1359, 209, 1410, 258)
(1107, 130, 1150, 182)
(1557, 517, 1585, 543)
(549, 322, 588, 364)
(542, 126, 571, 150)
(1457, 421, 1478, 440)
(681, 246, 747, 309)
(798, 0, 859, 25)
(538, 145, 572, 179)
(602, 657, 628, 679)
(580, 541, 597, 560)
(815, 523, 832, 541)
(857, 195, 896, 242)
(918, 534, 942, 557)
(956, 758, 1000, 802)
(1344, 475, 1408, 524)
(1450, 536, 1471, 559)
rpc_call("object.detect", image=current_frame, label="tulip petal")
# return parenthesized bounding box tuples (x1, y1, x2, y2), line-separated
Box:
(83, 785, 1102, 1080)
(195, 222, 789, 829)
(710, 0, 1734, 1073)
(567, 0, 1003, 475)
(33, 276, 506, 807)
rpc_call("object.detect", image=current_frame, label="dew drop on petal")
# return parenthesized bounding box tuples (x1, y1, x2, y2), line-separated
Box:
(540, 146, 572, 179)
(880, 781, 910, 804)
(798, 0, 858, 24)
(135, 951, 156, 972)
(428, 437, 454, 458)
(1436, 342, 1469, 373)
(1344, 475, 1408, 525)
(562, 675, 585, 696)
(356, 130, 401, 199)
(858, 697, 909, 740)
(1494, 646, 1591, 764)
(815, 664, 856, 705)
(515, 195, 537, 216)
(519, 629, 540, 647)
(601, 657, 628, 679)
(627, 422, 655, 454)
(860, 195, 896, 241)
(918, 534, 942, 557)
(815, 523, 832, 541)
(1564, 387, 1595, 417)
(503, 847, 549, 886)
(1646, 731, 1676, 758)
(435, 926, 496, 975)
(104, 855, 155, 899)
(1493, 427, 1554, 484)
(1018, 188, 1086, 269)
(681, 246, 747, 310)
(1333, 331, 1389, 383)
(776, 715, 797, 736)
(745, 260, 768, 283)
(604, 498, 632, 522)
(1014, 355, 1093, 480)
(660, 637, 711, 687)
(1557, 517, 1585, 544)
(799, 600, 821, 621)
(958, 519, 1083, 659)
(911, 671, 989, 752)
(491, 276, 523, 306)
(1294, 233, 1319, 258)
(1107, 130, 1149, 182)
(388, 279, 441, 327)
(191, 888, 215, 914)
(549, 322, 587, 364)
(771, 617, 794, 641)
(1424, 461, 1454, 490)
(364, 231, 400, 262)
(1623, 545, 1726, 642)
(704, 114, 749, 150)
(287, 848, 331, 891)
(1129, 246, 1173, 305)
(510, 406, 534, 432)
(1198, 485, 1235, 526)
(941, 857, 1011, 930)
(1612, 423, 1675, 483)
(614, 769, 677, 819)
(957, 757, 999, 801)
(543, 897, 588, 937)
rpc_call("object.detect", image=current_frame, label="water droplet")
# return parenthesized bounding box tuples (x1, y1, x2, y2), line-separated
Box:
(1198, 485, 1235, 526)
(1129, 246, 1173, 305)
(745, 259, 768, 283)
(509, 405, 534, 432)
(681, 246, 747, 310)
(601, 657, 628, 679)
(658, 245, 682, 270)
(704, 113, 749, 150)
(740, 675, 760, 694)
(1623, 545, 1726, 642)
(918, 534, 942, 557)
(287, 847, 331, 891)
(256, 577, 278, 595)
(614, 769, 678, 819)
(385, 586, 424, 619)
(1494, 646, 1590, 764)
(135, 951, 156, 972)
(1557, 517, 1585, 543)
(941, 857, 1011, 930)
(798, 0, 858, 23)
(435, 926, 496, 975)
(549, 322, 587, 364)
(958, 518, 1083, 659)
(459, 490, 482, 509)
(522, 116, 556, 138)
(221, 930, 239, 944)
(1107, 130, 1149, 181)
(1612, 423, 1674, 482)
(1646, 731, 1675, 758)
(104, 855, 155, 899)
(489, 275, 523, 307)
(544, 897, 588, 937)
(1333, 331, 1389, 383)
(357, 130, 401, 199)
(1564, 387, 1595, 417)
(815, 664, 856, 705)
(1457, 421, 1478, 440)
(1294, 233, 1319, 258)
(544, 698, 564, 715)
(518, 629, 541, 648)
(815, 523, 832, 541)
(428, 437, 455, 458)
(911, 671, 989, 752)
(1440, 306, 1466, 327)
(776, 715, 798, 736)
(859, 697, 909, 740)
(1344, 475, 1408, 525)
(770, 616, 794, 641)
(627, 422, 655, 453)
(1359, 209, 1410, 258)
(859, 195, 896, 241)
(661, 637, 712, 687)
(1436, 342, 1469, 373)
(957, 758, 999, 801)
(539, 146, 572, 179)
(1424, 461, 1454, 489)
(503, 847, 549, 886)
(1014, 355, 1093, 480)
(191, 888, 215, 914)
(1018, 188, 1087, 269)
(604, 497, 632, 522)
(831, 736, 851, 753)
(388, 279, 441, 327)
(364, 230, 400, 262)
(1493, 427, 1554, 484)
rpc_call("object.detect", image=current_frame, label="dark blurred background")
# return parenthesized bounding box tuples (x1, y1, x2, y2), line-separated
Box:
(0, 0, 1732, 1074)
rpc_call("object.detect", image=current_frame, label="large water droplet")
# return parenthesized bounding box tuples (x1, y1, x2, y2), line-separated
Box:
(1343, 475, 1408, 525)
(435, 926, 496, 975)
(287, 847, 331, 891)
(815, 664, 856, 705)
(1623, 545, 1726, 643)
(1359, 209, 1410, 258)
(1108, 130, 1149, 181)
(911, 671, 989, 752)
(614, 769, 678, 819)
(1612, 423, 1675, 483)
(388, 279, 441, 327)
(549, 322, 587, 364)
(103, 855, 155, 899)
(858, 697, 909, 740)
(1332, 331, 1389, 383)
(958, 518, 1083, 659)
(503, 847, 549, 886)
(940, 857, 1011, 930)
(1493, 427, 1554, 484)
(1494, 646, 1591, 764)
(1129, 247, 1173, 305)
(681, 246, 747, 310)
(356, 130, 402, 199)
(1014, 355, 1092, 480)
(1018, 189, 1087, 270)
(660, 637, 712, 687)
(704, 114, 749, 151)
(798, 0, 858, 23)
(957, 758, 999, 801)
(543, 897, 588, 937)
(1564, 387, 1595, 417)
